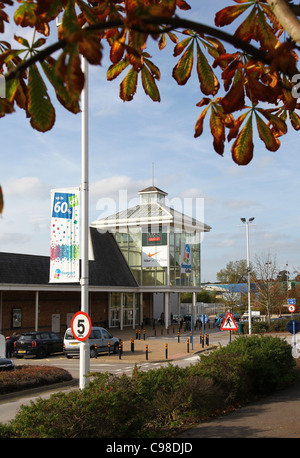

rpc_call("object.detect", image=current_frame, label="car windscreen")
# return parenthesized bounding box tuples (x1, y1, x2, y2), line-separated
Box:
(64, 329, 76, 340)
(19, 335, 34, 341)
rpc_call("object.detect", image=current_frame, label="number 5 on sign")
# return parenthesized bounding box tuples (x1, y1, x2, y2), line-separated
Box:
(71, 312, 92, 341)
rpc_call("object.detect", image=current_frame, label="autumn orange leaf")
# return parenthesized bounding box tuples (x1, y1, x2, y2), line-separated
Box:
(120, 66, 138, 101)
(172, 41, 193, 85)
(196, 42, 219, 96)
(215, 3, 250, 27)
(210, 106, 225, 156)
(231, 115, 254, 165)
(255, 112, 280, 151)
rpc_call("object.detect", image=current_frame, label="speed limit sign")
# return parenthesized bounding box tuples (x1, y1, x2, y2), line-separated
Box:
(288, 305, 296, 313)
(71, 311, 92, 341)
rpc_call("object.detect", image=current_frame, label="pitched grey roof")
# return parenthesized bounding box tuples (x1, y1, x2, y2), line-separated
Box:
(0, 228, 137, 287)
(92, 202, 211, 232)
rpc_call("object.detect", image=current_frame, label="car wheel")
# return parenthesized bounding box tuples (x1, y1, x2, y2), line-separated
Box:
(36, 347, 46, 358)
(66, 355, 73, 359)
(113, 343, 119, 354)
(90, 347, 97, 358)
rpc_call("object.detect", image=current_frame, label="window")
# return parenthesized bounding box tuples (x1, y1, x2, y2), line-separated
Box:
(90, 329, 101, 339)
(102, 330, 111, 339)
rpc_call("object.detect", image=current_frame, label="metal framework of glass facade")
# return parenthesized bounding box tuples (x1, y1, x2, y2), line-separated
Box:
(114, 228, 201, 287)
(92, 186, 211, 327)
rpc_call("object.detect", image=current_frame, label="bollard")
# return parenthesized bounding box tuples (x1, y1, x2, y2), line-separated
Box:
(146, 344, 148, 360)
(154, 327, 156, 337)
(108, 342, 111, 356)
(177, 331, 180, 343)
(143, 329, 146, 340)
(131, 338, 134, 352)
(187, 338, 189, 353)
(200, 332, 202, 344)
(206, 333, 209, 346)
(138, 329, 141, 340)
(202, 335, 204, 348)
(119, 344, 121, 359)
(95, 344, 98, 358)
(165, 343, 168, 359)
(136, 329, 138, 339)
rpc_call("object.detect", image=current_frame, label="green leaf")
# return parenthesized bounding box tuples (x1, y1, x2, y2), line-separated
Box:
(196, 42, 219, 96)
(27, 63, 55, 132)
(141, 65, 160, 102)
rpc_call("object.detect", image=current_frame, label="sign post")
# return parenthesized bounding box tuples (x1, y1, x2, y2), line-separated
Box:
(287, 299, 297, 357)
(221, 312, 238, 344)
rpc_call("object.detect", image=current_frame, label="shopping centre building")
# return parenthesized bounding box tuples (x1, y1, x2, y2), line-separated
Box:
(0, 186, 211, 336)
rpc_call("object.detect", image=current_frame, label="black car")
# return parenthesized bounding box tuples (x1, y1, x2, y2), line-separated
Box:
(14, 331, 63, 358)
(0, 357, 14, 371)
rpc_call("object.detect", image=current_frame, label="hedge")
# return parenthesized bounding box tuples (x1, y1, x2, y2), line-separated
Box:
(0, 365, 72, 395)
(0, 335, 297, 438)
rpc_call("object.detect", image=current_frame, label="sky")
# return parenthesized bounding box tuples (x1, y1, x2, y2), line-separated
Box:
(1, 0, 300, 282)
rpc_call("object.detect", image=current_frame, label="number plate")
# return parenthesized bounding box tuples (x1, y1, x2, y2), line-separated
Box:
(18, 350, 26, 353)
(70, 342, 79, 345)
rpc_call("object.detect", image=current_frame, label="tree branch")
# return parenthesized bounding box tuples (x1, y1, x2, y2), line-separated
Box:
(5, 15, 269, 82)
(266, 0, 300, 45)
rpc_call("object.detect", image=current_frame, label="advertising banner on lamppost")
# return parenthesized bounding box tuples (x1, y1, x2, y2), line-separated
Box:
(50, 188, 80, 283)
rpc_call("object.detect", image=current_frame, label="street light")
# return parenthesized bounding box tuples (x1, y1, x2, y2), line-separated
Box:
(240, 217, 255, 335)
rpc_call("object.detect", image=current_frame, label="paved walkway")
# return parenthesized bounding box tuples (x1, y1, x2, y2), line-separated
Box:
(178, 379, 300, 438)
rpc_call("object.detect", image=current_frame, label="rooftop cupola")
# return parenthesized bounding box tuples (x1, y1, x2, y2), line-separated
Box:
(138, 186, 168, 205)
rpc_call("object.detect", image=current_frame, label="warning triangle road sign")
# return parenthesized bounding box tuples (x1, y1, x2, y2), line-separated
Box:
(221, 312, 238, 331)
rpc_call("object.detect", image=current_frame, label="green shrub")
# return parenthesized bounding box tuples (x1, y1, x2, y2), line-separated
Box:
(0, 336, 297, 438)
(223, 335, 295, 394)
(188, 348, 250, 402)
(252, 321, 269, 334)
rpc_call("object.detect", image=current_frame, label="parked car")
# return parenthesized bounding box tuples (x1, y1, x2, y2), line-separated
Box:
(14, 331, 63, 359)
(0, 357, 14, 371)
(63, 326, 120, 358)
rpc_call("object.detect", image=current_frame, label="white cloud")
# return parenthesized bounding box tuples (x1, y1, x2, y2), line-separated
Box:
(4, 177, 50, 199)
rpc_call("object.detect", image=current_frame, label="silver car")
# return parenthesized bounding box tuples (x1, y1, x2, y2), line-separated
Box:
(63, 326, 120, 358)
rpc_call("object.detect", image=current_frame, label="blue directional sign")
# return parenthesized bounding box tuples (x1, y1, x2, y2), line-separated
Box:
(287, 320, 300, 334)
(288, 298, 296, 305)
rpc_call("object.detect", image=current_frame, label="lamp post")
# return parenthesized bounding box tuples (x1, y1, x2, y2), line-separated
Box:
(56, 17, 90, 390)
(240, 217, 255, 335)
(80, 54, 90, 390)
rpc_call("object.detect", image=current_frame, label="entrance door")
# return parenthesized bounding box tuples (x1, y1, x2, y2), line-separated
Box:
(110, 309, 120, 327)
(52, 314, 60, 333)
